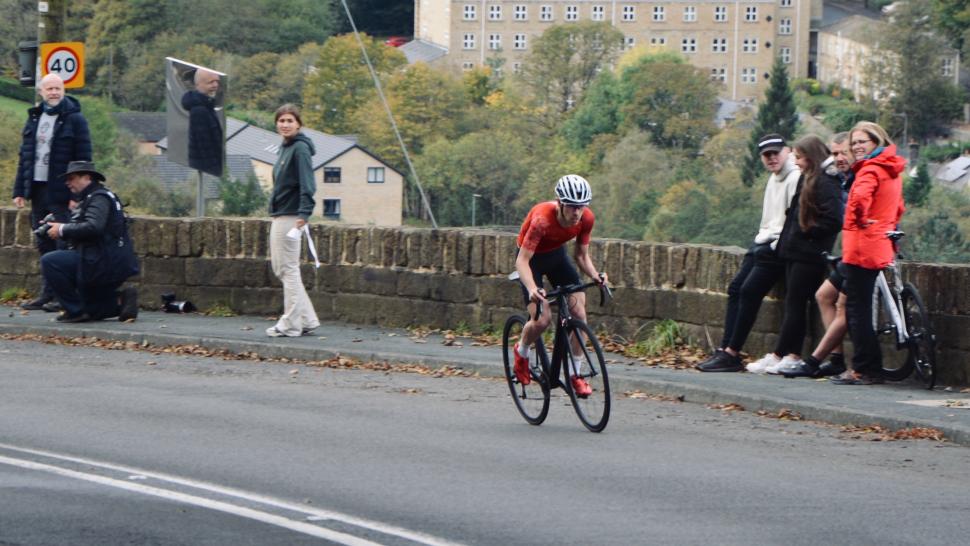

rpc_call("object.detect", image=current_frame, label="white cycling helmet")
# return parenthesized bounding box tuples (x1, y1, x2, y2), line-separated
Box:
(555, 174, 592, 206)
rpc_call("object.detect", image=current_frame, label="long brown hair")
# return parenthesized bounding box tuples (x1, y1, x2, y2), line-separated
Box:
(793, 135, 831, 231)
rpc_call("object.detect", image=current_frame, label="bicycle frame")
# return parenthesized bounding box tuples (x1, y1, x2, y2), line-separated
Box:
(534, 284, 598, 389)
(873, 262, 909, 348)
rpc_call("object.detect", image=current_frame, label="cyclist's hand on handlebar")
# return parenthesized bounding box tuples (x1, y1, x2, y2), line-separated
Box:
(528, 287, 546, 304)
(596, 272, 609, 286)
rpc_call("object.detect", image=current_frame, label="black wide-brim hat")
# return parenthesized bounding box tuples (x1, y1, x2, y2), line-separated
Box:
(61, 160, 106, 182)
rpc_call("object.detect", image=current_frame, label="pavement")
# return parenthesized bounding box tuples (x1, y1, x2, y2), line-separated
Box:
(3, 305, 970, 446)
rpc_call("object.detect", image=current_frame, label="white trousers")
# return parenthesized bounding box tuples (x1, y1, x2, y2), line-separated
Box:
(270, 216, 319, 336)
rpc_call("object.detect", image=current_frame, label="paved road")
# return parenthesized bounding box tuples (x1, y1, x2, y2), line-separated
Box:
(2, 338, 970, 545)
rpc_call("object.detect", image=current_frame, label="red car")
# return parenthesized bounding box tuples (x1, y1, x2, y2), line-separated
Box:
(384, 36, 409, 47)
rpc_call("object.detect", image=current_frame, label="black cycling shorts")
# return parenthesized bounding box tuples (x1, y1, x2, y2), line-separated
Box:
(828, 261, 847, 293)
(517, 245, 581, 305)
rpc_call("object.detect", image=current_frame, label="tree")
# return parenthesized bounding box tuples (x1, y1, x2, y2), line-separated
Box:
(219, 174, 267, 217)
(741, 56, 799, 186)
(302, 33, 407, 133)
(520, 22, 624, 118)
(560, 70, 622, 151)
(352, 62, 469, 170)
(336, 0, 414, 37)
(645, 181, 711, 243)
(618, 55, 720, 150)
(232, 52, 285, 111)
(865, 1, 963, 141)
(907, 211, 970, 263)
(904, 161, 932, 207)
(414, 129, 532, 226)
(0, 0, 37, 74)
(933, 0, 970, 57)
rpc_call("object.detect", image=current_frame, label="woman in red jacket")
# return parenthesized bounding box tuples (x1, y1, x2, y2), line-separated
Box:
(832, 121, 906, 385)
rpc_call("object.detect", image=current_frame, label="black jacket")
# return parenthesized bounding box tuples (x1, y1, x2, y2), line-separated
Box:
(182, 90, 223, 177)
(61, 181, 139, 286)
(776, 171, 843, 264)
(13, 96, 93, 205)
(60, 182, 116, 246)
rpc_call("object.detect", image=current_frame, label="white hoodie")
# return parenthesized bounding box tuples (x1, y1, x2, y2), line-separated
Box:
(754, 153, 800, 246)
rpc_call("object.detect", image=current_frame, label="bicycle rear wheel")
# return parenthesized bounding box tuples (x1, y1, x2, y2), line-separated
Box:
(563, 320, 610, 433)
(873, 284, 913, 381)
(902, 284, 937, 389)
(502, 315, 550, 425)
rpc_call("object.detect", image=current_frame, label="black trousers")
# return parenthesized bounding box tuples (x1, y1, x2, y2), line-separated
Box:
(720, 243, 785, 352)
(843, 263, 882, 376)
(774, 261, 827, 356)
(28, 182, 71, 299)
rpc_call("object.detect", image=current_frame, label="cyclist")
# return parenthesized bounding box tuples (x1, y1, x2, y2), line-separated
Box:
(512, 174, 608, 397)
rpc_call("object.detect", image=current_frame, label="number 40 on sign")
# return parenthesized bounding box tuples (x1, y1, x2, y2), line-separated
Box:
(40, 42, 85, 88)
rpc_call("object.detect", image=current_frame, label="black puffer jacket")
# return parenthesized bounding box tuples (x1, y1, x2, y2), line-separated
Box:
(776, 171, 843, 264)
(13, 96, 92, 205)
(182, 90, 223, 177)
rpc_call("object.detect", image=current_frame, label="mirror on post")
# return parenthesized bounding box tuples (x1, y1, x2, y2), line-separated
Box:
(164, 58, 227, 216)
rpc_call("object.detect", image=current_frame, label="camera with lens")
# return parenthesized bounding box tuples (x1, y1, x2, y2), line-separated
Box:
(32, 213, 56, 239)
(161, 292, 196, 313)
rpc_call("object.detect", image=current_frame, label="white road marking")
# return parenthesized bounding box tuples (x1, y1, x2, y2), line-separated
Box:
(0, 442, 464, 546)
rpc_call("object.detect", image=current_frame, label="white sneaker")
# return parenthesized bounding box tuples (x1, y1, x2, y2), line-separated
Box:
(746, 353, 781, 374)
(769, 355, 804, 375)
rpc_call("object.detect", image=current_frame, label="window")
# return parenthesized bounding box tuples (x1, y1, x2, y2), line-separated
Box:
(463, 4, 476, 20)
(324, 167, 341, 183)
(514, 34, 527, 49)
(779, 17, 792, 35)
(741, 67, 757, 83)
(512, 62, 522, 73)
(711, 67, 727, 83)
(742, 38, 758, 53)
(591, 5, 605, 21)
(780, 47, 792, 64)
(652, 6, 665, 21)
(943, 57, 955, 77)
(367, 167, 385, 183)
(714, 5, 727, 22)
(650, 36, 667, 46)
(514, 5, 527, 20)
(462, 62, 475, 70)
(488, 5, 502, 20)
(780, 0, 792, 6)
(463, 33, 476, 49)
(683, 6, 697, 22)
(712, 37, 728, 53)
(681, 37, 697, 53)
(488, 34, 501, 50)
(625, 36, 636, 49)
(540, 5, 553, 21)
(622, 5, 635, 21)
(745, 6, 758, 21)
(323, 199, 341, 218)
(565, 5, 578, 20)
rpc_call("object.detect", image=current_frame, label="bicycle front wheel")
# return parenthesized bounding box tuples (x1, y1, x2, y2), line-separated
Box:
(502, 314, 550, 425)
(563, 320, 610, 433)
(874, 285, 913, 381)
(902, 284, 937, 389)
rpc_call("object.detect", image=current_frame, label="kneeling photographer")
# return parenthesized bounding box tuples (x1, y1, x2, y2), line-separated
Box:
(39, 161, 140, 323)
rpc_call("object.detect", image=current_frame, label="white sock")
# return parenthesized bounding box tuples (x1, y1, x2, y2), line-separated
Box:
(571, 353, 585, 376)
(517, 343, 530, 358)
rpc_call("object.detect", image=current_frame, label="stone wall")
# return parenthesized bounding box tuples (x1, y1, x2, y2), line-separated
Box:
(2, 207, 968, 385)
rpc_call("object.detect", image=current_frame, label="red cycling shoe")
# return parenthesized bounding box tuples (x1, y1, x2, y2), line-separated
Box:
(513, 344, 531, 385)
(571, 377, 592, 397)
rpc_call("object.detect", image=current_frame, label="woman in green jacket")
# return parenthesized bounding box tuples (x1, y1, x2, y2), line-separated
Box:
(266, 104, 319, 337)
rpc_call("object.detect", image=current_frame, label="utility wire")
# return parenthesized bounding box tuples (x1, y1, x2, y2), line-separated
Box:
(338, 0, 438, 229)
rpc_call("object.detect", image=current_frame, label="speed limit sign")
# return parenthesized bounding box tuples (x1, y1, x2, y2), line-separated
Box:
(40, 42, 85, 88)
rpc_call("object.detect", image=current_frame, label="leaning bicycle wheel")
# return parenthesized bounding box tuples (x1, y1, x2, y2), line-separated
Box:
(502, 314, 550, 425)
(563, 320, 610, 433)
(874, 284, 913, 381)
(902, 283, 937, 389)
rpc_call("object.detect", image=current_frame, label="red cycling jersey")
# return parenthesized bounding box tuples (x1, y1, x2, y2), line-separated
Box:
(517, 201, 595, 254)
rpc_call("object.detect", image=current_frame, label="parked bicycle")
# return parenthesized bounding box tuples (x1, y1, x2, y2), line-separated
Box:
(829, 231, 937, 388)
(502, 273, 613, 432)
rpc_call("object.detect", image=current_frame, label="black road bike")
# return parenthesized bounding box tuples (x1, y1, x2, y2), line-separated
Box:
(502, 274, 613, 432)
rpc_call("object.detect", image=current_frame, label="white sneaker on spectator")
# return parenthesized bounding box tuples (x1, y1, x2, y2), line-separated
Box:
(769, 355, 804, 375)
(746, 353, 781, 374)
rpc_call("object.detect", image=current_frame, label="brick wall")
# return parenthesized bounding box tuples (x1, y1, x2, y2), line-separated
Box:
(2, 208, 968, 385)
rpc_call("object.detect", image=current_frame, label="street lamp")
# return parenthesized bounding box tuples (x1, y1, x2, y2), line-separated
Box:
(471, 193, 482, 227)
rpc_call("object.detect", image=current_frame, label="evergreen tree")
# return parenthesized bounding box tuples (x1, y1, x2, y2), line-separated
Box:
(219, 174, 267, 217)
(741, 56, 799, 186)
(904, 161, 932, 207)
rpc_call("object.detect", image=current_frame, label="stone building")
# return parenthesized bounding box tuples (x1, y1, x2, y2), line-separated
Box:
(412, 0, 812, 101)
